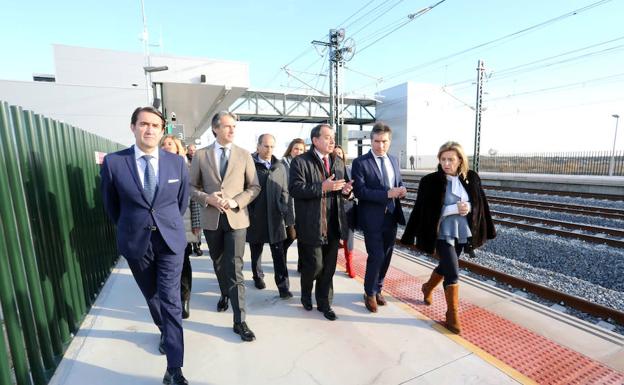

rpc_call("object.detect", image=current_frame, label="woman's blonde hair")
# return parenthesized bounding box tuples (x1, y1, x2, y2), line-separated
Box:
(160, 134, 186, 157)
(437, 141, 469, 179)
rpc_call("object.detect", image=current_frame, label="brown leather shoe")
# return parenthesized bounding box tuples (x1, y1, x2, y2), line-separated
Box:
(375, 293, 387, 306)
(364, 294, 377, 313)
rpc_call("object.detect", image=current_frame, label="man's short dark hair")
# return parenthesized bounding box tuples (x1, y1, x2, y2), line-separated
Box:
(131, 106, 166, 129)
(211, 111, 238, 136)
(370, 121, 392, 140)
(310, 123, 331, 143)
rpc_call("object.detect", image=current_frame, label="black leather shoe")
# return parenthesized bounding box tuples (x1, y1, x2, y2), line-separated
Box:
(193, 243, 203, 256)
(182, 299, 190, 319)
(279, 290, 293, 299)
(322, 308, 337, 321)
(253, 277, 266, 290)
(158, 334, 166, 355)
(233, 322, 256, 341)
(301, 297, 313, 311)
(163, 369, 188, 385)
(217, 295, 229, 312)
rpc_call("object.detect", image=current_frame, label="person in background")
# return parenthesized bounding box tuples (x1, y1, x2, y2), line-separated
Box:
(161, 135, 201, 319)
(247, 134, 293, 298)
(351, 122, 406, 313)
(333, 145, 356, 279)
(186, 143, 203, 257)
(401, 141, 495, 334)
(281, 138, 306, 270)
(289, 124, 353, 321)
(189, 111, 260, 341)
(101, 106, 189, 384)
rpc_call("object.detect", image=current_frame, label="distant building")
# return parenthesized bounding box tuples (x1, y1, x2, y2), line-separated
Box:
(0, 44, 249, 145)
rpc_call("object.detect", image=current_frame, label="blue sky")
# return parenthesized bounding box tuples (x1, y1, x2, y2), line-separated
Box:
(1, 0, 623, 153)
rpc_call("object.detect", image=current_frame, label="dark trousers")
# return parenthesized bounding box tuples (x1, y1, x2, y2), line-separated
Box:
(343, 227, 354, 251)
(299, 236, 340, 311)
(204, 215, 247, 323)
(363, 213, 398, 296)
(125, 230, 184, 368)
(250, 242, 290, 293)
(181, 243, 193, 301)
(283, 236, 295, 256)
(434, 239, 463, 287)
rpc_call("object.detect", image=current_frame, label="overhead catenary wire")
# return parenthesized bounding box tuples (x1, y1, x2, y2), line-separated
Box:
(357, 0, 447, 55)
(446, 35, 624, 89)
(336, 0, 379, 29)
(485, 71, 624, 101)
(346, 0, 615, 94)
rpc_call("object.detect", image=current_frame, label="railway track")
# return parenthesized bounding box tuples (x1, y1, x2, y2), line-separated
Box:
(402, 177, 624, 202)
(405, 186, 624, 220)
(395, 238, 624, 326)
(487, 196, 624, 220)
(401, 200, 624, 248)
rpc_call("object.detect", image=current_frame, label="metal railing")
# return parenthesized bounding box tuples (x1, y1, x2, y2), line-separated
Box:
(476, 151, 624, 176)
(0, 101, 122, 385)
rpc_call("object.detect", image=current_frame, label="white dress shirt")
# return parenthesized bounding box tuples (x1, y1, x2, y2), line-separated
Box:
(214, 142, 232, 172)
(372, 151, 395, 188)
(134, 145, 159, 187)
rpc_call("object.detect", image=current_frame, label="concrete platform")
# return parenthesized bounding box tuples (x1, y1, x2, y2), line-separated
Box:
(49, 239, 524, 385)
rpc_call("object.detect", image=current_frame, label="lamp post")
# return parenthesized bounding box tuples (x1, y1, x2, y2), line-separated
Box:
(143, 65, 168, 106)
(609, 114, 620, 176)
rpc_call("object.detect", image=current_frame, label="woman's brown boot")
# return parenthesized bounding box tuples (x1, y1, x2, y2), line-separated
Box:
(444, 284, 461, 334)
(421, 271, 444, 305)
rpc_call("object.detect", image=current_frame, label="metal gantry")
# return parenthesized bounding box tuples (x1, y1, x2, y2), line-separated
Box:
(230, 90, 375, 125)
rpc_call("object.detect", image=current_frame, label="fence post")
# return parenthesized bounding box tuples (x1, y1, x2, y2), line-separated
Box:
(8, 106, 57, 373)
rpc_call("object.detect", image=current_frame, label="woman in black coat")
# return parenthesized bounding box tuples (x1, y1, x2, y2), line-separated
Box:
(401, 141, 495, 333)
(334, 145, 356, 278)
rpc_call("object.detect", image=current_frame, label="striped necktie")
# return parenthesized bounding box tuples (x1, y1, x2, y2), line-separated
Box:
(142, 155, 156, 203)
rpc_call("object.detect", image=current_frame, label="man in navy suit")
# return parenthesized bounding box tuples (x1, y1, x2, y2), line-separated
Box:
(351, 122, 406, 313)
(100, 106, 190, 385)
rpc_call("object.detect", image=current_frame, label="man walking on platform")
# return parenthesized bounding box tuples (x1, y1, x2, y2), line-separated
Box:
(100, 106, 190, 385)
(352, 122, 406, 313)
(189, 111, 260, 341)
(247, 134, 293, 298)
(289, 124, 353, 321)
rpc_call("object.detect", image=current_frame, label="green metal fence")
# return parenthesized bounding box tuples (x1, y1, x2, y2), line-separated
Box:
(0, 101, 123, 385)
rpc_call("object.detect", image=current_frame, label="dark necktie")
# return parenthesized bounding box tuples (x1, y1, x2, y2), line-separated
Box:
(379, 156, 395, 212)
(142, 155, 156, 203)
(323, 156, 330, 176)
(219, 147, 228, 179)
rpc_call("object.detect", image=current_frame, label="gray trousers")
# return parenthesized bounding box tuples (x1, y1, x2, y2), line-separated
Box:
(204, 215, 247, 323)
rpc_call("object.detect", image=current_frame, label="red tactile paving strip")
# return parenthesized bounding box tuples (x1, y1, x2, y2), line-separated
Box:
(337, 249, 624, 385)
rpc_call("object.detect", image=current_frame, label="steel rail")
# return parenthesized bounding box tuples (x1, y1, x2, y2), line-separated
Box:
(396, 239, 624, 325)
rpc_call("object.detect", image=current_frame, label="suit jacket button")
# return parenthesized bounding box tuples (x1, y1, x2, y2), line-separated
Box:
(150, 209, 155, 213)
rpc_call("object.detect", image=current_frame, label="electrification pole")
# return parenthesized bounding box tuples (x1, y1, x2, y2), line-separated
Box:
(472, 60, 485, 172)
(313, 29, 352, 152)
(329, 29, 348, 151)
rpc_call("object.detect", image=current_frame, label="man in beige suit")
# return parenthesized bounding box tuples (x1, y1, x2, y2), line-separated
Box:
(189, 111, 260, 341)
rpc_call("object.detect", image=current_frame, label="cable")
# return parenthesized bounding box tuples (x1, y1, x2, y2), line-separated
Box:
(344, 0, 396, 31)
(486, 71, 624, 101)
(446, 36, 624, 89)
(357, 0, 447, 54)
(336, 0, 378, 28)
(349, 0, 615, 93)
